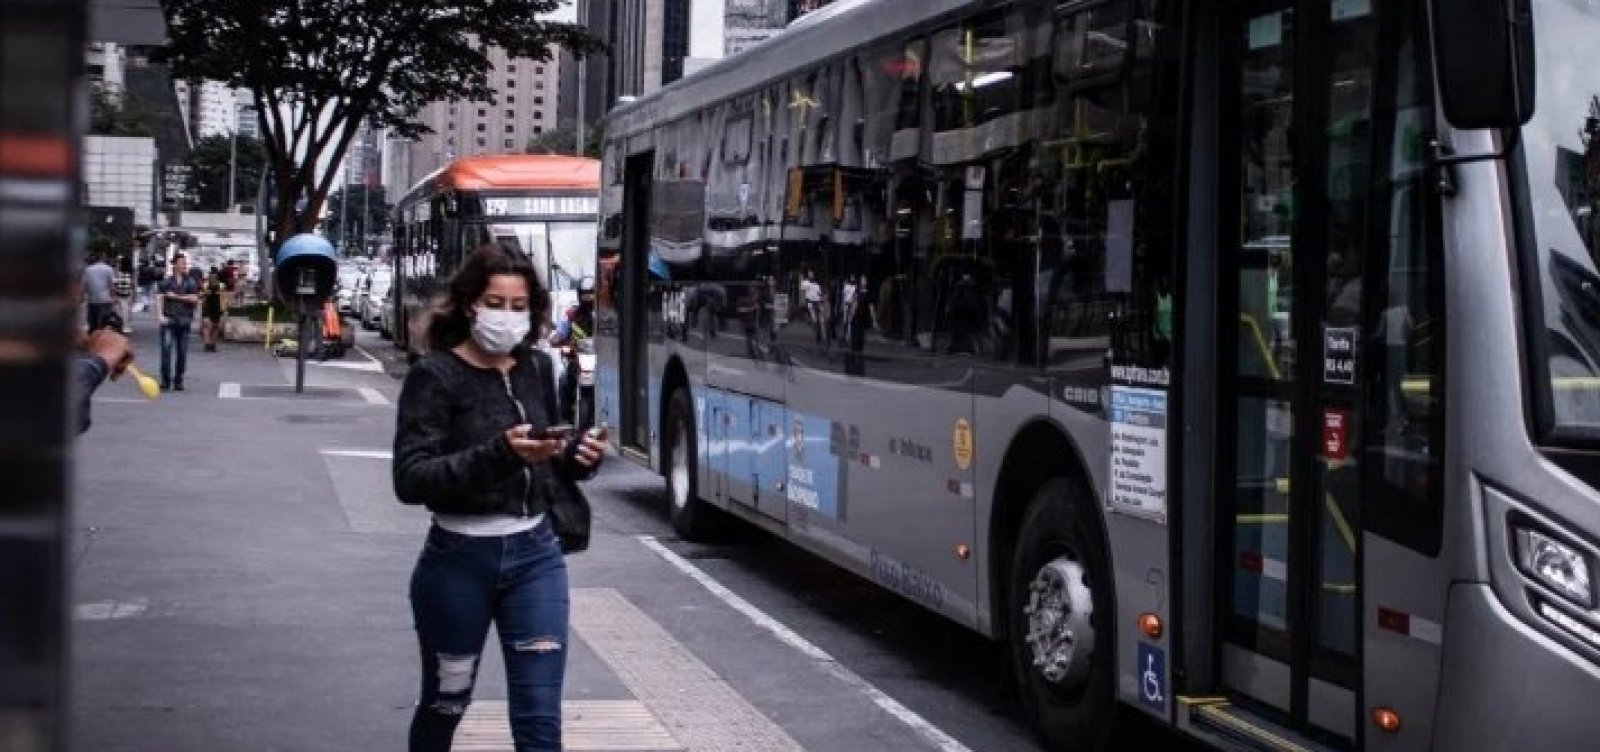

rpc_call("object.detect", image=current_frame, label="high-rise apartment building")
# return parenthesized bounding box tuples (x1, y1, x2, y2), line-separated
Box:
(390, 46, 563, 190)
(85, 42, 126, 96)
(565, 0, 829, 133)
(173, 79, 242, 141)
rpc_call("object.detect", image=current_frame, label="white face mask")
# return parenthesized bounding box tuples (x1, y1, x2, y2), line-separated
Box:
(471, 307, 531, 354)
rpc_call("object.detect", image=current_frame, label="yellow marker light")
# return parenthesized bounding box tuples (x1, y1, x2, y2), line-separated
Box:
(1372, 707, 1402, 734)
(1138, 613, 1163, 639)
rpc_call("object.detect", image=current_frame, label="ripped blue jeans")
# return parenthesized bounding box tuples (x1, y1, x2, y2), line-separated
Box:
(410, 521, 569, 752)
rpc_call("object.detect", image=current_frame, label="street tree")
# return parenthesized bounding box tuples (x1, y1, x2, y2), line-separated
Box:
(159, 1, 603, 251)
(326, 184, 392, 253)
(188, 134, 266, 212)
(524, 119, 601, 157)
(88, 84, 153, 137)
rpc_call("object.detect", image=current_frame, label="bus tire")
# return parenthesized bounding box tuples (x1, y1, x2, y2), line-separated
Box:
(663, 388, 717, 541)
(1008, 478, 1115, 752)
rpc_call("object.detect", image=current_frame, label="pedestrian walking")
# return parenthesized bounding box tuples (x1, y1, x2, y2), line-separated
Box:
(112, 264, 135, 333)
(82, 251, 115, 330)
(155, 253, 199, 391)
(801, 272, 824, 343)
(199, 268, 226, 352)
(393, 243, 605, 752)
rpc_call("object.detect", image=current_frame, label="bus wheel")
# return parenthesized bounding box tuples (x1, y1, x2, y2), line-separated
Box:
(1008, 478, 1115, 752)
(664, 389, 716, 540)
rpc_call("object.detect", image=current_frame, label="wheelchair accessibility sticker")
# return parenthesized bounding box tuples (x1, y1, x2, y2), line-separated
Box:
(1137, 642, 1166, 712)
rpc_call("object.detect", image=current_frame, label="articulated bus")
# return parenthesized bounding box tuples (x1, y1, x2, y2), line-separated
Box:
(391, 155, 600, 354)
(594, 0, 1600, 749)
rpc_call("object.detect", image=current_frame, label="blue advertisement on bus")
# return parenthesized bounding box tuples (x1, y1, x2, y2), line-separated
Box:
(786, 411, 842, 521)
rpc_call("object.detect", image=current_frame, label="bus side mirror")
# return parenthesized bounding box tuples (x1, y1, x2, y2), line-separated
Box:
(1430, 0, 1536, 129)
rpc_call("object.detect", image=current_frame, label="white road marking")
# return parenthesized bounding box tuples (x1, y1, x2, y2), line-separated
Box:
(637, 536, 974, 752)
(219, 382, 241, 399)
(310, 359, 385, 373)
(92, 397, 149, 404)
(75, 598, 149, 620)
(571, 587, 803, 750)
(357, 387, 389, 405)
(320, 449, 393, 460)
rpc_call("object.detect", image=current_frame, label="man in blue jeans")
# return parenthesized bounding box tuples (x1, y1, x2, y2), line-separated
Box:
(155, 253, 199, 391)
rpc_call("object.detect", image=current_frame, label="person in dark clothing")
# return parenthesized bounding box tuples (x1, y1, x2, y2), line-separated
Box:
(548, 279, 596, 424)
(199, 269, 226, 352)
(155, 254, 199, 391)
(393, 244, 605, 752)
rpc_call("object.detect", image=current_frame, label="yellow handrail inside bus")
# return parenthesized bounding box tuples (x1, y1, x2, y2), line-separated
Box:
(1233, 490, 1356, 553)
(1239, 313, 1282, 380)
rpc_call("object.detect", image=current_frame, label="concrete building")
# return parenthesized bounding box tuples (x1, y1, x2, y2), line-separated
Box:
(564, 0, 817, 134)
(83, 135, 158, 227)
(85, 41, 126, 96)
(194, 80, 239, 138)
(390, 46, 563, 190)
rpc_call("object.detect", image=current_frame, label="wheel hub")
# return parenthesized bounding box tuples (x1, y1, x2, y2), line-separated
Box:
(1022, 555, 1096, 687)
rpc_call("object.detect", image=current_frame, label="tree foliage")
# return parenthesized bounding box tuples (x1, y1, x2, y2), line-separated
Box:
(159, 1, 603, 249)
(88, 84, 153, 137)
(188, 134, 267, 212)
(325, 184, 391, 252)
(525, 119, 601, 158)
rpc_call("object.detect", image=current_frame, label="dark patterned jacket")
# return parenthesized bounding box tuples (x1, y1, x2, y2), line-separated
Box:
(393, 347, 585, 516)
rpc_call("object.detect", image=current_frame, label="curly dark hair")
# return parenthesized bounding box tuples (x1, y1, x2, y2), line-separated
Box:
(424, 243, 551, 353)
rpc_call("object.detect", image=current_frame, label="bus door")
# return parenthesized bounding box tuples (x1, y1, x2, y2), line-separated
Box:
(1214, 0, 1383, 742)
(619, 152, 654, 454)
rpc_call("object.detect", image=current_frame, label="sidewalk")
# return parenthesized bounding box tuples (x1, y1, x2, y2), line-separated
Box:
(71, 310, 939, 752)
(70, 308, 671, 751)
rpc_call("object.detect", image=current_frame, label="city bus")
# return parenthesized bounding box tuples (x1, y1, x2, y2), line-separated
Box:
(593, 0, 1600, 749)
(390, 154, 600, 355)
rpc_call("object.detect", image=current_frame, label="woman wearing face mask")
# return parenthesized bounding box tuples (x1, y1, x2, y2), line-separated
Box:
(393, 244, 605, 752)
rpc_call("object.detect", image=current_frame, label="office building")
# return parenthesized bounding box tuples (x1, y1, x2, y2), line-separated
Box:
(390, 46, 563, 189)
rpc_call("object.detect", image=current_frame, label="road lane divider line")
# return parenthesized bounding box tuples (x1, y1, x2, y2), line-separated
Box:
(357, 387, 389, 405)
(637, 535, 974, 752)
(570, 587, 802, 751)
(320, 449, 393, 460)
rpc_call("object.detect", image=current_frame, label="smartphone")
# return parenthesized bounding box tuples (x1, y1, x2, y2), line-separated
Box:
(540, 424, 576, 440)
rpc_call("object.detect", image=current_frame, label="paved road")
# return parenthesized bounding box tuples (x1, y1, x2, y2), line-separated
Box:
(70, 314, 1201, 751)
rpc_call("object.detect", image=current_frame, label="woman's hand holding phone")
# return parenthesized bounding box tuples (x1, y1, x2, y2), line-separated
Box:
(569, 426, 607, 470)
(504, 424, 562, 465)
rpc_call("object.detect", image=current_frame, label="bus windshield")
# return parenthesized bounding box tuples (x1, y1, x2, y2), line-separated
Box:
(486, 221, 598, 292)
(1525, 0, 1600, 440)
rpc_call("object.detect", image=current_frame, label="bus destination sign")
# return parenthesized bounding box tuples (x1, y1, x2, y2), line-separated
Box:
(484, 196, 600, 217)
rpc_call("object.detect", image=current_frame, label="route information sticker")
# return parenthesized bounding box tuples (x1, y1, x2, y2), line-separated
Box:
(1109, 385, 1168, 521)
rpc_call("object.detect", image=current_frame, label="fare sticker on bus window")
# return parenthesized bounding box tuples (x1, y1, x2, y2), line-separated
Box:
(1109, 385, 1168, 522)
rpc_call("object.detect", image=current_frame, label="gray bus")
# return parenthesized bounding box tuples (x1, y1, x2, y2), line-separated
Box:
(593, 0, 1600, 749)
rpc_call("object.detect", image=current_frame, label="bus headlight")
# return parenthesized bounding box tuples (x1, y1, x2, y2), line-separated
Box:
(1515, 527, 1594, 607)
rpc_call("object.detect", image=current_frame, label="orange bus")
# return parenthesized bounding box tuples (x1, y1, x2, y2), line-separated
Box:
(390, 154, 600, 355)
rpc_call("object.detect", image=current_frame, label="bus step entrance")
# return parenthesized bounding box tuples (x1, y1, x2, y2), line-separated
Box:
(1178, 696, 1347, 752)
